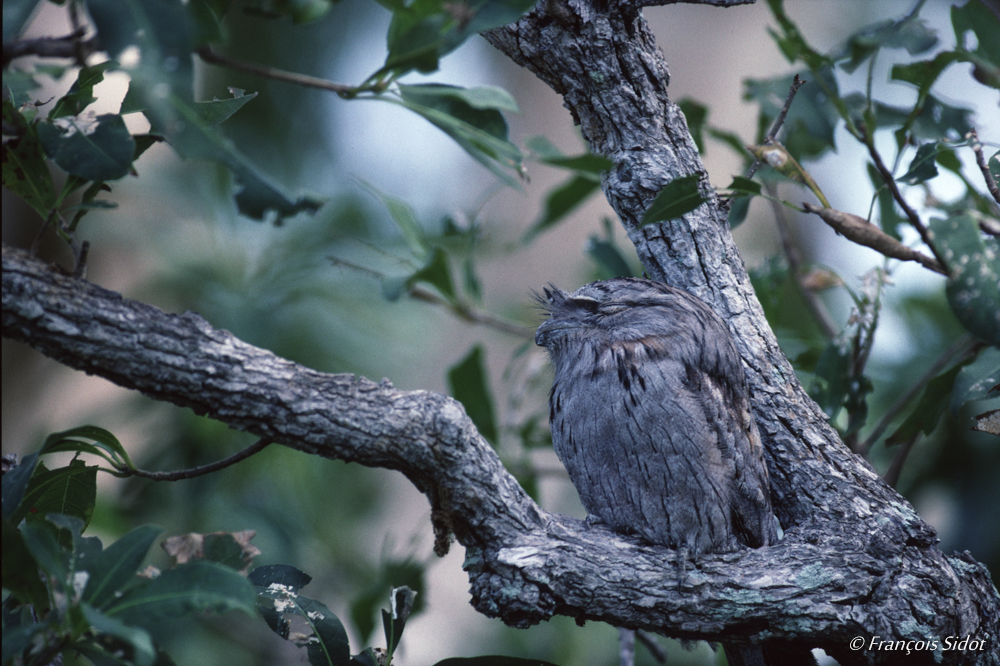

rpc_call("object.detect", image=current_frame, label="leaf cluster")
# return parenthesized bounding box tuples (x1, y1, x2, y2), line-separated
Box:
(2, 426, 561, 666)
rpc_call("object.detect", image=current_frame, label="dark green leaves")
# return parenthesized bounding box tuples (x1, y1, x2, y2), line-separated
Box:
(641, 174, 706, 226)
(50, 62, 119, 119)
(522, 136, 612, 240)
(744, 69, 841, 158)
(930, 215, 1000, 345)
(448, 345, 498, 443)
(951, 0, 1000, 89)
(896, 142, 940, 185)
(37, 114, 136, 182)
(1, 100, 56, 219)
(378, 0, 535, 76)
(394, 84, 523, 187)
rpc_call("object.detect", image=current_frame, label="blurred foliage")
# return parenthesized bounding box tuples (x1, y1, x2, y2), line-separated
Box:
(3, 0, 999, 664)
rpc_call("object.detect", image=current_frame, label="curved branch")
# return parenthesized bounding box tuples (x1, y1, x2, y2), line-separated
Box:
(4, 245, 998, 664)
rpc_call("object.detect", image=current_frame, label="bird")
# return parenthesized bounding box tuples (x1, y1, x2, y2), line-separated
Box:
(535, 277, 775, 554)
(535, 277, 805, 666)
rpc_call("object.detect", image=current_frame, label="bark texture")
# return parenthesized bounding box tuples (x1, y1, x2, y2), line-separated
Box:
(4, 244, 998, 664)
(3, 0, 998, 663)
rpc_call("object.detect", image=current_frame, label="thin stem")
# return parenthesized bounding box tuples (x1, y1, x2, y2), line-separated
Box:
(197, 46, 365, 97)
(969, 128, 1000, 205)
(883, 431, 917, 488)
(766, 184, 839, 339)
(746, 74, 805, 180)
(329, 255, 535, 338)
(865, 135, 951, 275)
(859, 334, 977, 455)
(116, 437, 273, 481)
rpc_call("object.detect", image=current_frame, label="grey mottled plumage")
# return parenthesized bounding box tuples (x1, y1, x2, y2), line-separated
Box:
(535, 277, 776, 554)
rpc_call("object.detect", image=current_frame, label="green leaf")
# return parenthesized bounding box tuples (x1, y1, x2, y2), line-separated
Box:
(835, 14, 938, 73)
(723, 175, 761, 228)
(39, 424, 135, 469)
(249, 563, 313, 592)
(50, 62, 120, 119)
(2, 519, 49, 608)
(382, 586, 416, 659)
(524, 176, 602, 241)
(765, 0, 833, 70)
(433, 657, 560, 666)
(81, 605, 157, 666)
(930, 214, 1000, 344)
(951, 347, 1000, 416)
(866, 162, 902, 239)
(447, 345, 498, 443)
(587, 235, 633, 279)
(886, 364, 963, 444)
(240, 0, 334, 23)
(393, 84, 523, 187)
(890, 51, 963, 109)
(305, 599, 351, 666)
(83, 525, 164, 610)
(641, 174, 706, 226)
(193, 88, 259, 125)
(744, 69, 841, 158)
(347, 558, 425, 643)
(256, 582, 350, 666)
(2, 100, 58, 218)
(726, 175, 763, 197)
(540, 153, 612, 175)
(678, 98, 708, 153)
(3, 0, 38, 42)
(37, 114, 136, 182)
(2, 452, 38, 521)
(897, 142, 939, 185)
(380, 0, 534, 75)
(13, 459, 97, 529)
(989, 150, 1000, 186)
(155, 95, 322, 222)
(359, 180, 427, 258)
(952, 0, 1000, 75)
(412, 247, 455, 299)
(19, 518, 72, 582)
(810, 342, 851, 419)
(727, 195, 752, 229)
(105, 561, 257, 640)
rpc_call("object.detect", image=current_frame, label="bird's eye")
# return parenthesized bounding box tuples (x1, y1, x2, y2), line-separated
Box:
(570, 296, 600, 312)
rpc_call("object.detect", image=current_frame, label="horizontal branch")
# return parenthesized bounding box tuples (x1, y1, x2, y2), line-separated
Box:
(4, 244, 998, 663)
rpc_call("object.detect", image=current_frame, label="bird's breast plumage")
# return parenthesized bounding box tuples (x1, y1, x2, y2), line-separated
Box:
(537, 277, 775, 554)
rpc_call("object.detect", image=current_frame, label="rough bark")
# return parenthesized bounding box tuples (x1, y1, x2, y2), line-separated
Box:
(4, 243, 998, 664)
(3, 0, 998, 663)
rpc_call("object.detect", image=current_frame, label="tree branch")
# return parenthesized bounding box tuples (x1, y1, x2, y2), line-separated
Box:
(802, 202, 947, 275)
(4, 244, 998, 664)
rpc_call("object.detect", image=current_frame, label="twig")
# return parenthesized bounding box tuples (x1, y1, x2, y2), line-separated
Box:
(802, 203, 946, 275)
(116, 437, 273, 481)
(73, 240, 89, 279)
(859, 334, 977, 455)
(766, 185, 838, 339)
(968, 128, 1000, 205)
(865, 138, 951, 275)
(746, 74, 805, 180)
(2, 32, 99, 67)
(197, 46, 361, 96)
(329, 255, 535, 338)
(636, 630, 667, 663)
(882, 431, 917, 488)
